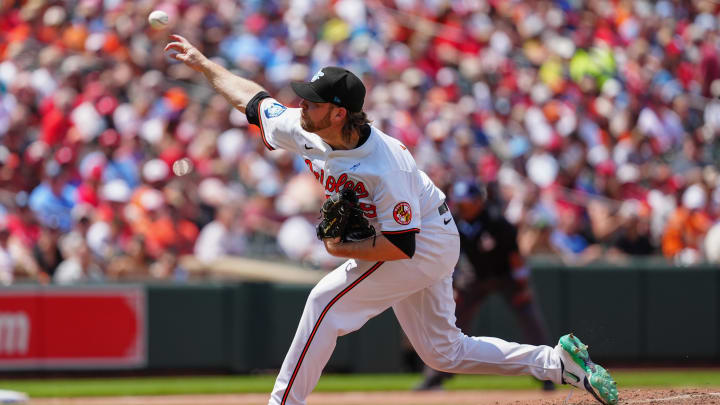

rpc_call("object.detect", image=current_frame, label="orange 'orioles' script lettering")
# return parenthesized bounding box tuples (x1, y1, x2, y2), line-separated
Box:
(306, 160, 376, 218)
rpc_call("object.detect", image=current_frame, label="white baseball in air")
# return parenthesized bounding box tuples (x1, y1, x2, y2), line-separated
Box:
(172, 158, 193, 176)
(148, 10, 169, 29)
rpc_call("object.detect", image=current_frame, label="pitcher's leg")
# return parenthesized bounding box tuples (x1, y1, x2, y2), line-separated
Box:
(269, 260, 386, 405)
(270, 259, 438, 405)
(415, 279, 488, 390)
(393, 276, 563, 383)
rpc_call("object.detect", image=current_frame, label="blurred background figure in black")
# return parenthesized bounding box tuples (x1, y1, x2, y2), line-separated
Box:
(414, 179, 554, 392)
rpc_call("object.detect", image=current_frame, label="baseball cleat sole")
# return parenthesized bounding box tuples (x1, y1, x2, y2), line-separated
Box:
(558, 333, 618, 405)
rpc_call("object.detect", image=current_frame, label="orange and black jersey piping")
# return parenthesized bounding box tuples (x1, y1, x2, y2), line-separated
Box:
(245, 91, 274, 150)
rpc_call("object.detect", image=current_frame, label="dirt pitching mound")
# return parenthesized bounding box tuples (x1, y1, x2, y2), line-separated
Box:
(29, 388, 720, 405)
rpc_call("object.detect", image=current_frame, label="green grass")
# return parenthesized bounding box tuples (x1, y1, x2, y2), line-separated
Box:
(2, 370, 720, 398)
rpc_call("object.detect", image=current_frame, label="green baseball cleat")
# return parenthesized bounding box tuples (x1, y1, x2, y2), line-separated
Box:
(554, 333, 618, 405)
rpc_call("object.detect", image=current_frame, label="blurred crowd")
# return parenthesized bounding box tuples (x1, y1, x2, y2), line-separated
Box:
(0, 0, 719, 285)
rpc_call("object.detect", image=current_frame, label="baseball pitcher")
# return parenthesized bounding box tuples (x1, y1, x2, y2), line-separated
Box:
(165, 34, 618, 405)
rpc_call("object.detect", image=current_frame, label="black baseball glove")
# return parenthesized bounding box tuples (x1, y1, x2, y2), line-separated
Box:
(316, 188, 375, 242)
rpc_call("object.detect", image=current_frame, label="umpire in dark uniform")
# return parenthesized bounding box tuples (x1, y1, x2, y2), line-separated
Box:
(415, 179, 555, 391)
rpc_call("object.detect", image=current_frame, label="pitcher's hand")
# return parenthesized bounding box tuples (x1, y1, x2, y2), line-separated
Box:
(164, 34, 208, 72)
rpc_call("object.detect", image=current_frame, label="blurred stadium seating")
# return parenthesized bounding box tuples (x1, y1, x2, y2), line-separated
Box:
(0, 0, 718, 285)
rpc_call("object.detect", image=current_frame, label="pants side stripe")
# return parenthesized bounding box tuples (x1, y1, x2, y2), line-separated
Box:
(280, 261, 384, 405)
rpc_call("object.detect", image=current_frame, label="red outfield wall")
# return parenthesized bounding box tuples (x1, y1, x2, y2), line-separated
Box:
(0, 286, 146, 369)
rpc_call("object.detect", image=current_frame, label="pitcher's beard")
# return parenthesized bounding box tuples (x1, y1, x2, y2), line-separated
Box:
(301, 110, 332, 133)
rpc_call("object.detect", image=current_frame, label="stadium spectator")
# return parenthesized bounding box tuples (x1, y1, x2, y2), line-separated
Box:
(86, 179, 134, 262)
(612, 201, 655, 256)
(106, 235, 151, 280)
(0, 221, 14, 286)
(31, 224, 64, 281)
(149, 249, 187, 281)
(6, 192, 41, 249)
(194, 204, 246, 263)
(550, 202, 603, 265)
(59, 204, 93, 258)
(662, 183, 713, 264)
(518, 213, 556, 257)
(54, 238, 103, 285)
(706, 222, 720, 264)
(28, 162, 76, 232)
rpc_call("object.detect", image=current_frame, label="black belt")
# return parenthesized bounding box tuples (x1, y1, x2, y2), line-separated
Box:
(438, 201, 449, 215)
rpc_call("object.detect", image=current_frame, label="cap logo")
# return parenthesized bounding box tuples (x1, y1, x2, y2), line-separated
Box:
(311, 70, 325, 82)
(333, 96, 341, 104)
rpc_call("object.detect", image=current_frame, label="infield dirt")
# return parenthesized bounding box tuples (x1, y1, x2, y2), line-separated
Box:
(29, 388, 720, 404)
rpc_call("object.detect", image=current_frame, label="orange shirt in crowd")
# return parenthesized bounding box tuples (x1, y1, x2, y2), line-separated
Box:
(661, 207, 712, 258)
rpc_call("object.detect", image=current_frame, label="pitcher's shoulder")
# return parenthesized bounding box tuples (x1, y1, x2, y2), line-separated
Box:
(370, 128, 417, 172)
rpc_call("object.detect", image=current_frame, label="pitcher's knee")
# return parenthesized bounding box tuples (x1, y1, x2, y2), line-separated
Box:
(307, 283, 335, 308)
(417, 345, 463, 372)
(305, 286, 356, 336)
(414, 330, 471, 372)
(421, 353, 456, 372)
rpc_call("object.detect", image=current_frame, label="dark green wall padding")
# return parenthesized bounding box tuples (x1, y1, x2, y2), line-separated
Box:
(143, 264, 719, 373)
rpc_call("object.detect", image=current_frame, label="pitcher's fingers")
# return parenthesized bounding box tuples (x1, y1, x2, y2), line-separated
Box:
(169, 34, 189, 44)
(164, 42, 185, 52)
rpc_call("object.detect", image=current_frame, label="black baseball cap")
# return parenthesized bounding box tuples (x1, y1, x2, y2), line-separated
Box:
(291, 67, 365, 113)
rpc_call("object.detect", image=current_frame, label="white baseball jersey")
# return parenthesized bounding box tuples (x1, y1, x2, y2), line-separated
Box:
(256, 98, 563, 405)
(257, 98, 448, 240)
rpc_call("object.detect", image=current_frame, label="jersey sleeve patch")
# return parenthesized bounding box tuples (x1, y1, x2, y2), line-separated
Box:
(256, 98, 305, 154)
(393, 202, 412, 225)
(264, 102, 287, 118)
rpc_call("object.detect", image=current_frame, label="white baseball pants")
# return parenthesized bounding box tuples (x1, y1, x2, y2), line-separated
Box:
(268, 231, 562, 405)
